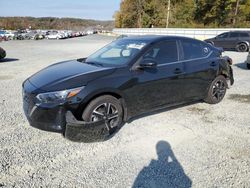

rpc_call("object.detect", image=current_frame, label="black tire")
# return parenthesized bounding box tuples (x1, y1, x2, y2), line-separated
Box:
(204, 75, 227, 104)
(236, 43, 249, 52)
(247, 63, 250, 69)
(82, 95, 123, 135)
(0, 47, 6, 60)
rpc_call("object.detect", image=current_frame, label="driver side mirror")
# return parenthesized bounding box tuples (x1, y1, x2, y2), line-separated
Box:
(138, 59, 157, 69)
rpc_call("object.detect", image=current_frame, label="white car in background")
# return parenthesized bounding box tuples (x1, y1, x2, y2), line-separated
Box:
(87, 30, 94, 35)
(4, 31, 15, 40)
(47, 32, 65, 40)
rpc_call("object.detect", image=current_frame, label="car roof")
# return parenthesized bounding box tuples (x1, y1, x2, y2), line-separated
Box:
(121, 35, 199, 43)
(227, 31, 250, 33)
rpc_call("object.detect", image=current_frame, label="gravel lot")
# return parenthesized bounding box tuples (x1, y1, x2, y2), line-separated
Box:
(0, 35, 249, 188)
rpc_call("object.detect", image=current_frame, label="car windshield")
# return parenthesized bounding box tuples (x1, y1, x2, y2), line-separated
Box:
(86, 39, 148, 66)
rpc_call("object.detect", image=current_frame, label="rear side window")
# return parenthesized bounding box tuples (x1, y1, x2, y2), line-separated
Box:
(143, 40, 178, 64)
(181, 40, 211, 60)
(229, 33, 239, 38)
(239, 33, 249, 37)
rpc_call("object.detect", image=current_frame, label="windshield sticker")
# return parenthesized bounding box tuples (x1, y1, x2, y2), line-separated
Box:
(127, 43, 146, 50)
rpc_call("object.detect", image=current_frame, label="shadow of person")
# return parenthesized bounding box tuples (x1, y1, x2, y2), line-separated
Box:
(132, 141, 192, 188)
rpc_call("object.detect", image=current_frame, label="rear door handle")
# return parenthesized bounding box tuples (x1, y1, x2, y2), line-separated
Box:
(174, 68, 182, 74)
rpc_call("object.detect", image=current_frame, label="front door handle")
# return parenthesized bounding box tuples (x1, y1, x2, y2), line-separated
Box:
(174, 68, 182, 74)
(210, 62, 216, 67)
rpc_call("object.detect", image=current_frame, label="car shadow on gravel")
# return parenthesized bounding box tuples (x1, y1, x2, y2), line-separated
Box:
(234, 62, 248, 70)
(132, 141, 192, 188)
(0, 58, 19, 63)
(228, 94, 250, 103)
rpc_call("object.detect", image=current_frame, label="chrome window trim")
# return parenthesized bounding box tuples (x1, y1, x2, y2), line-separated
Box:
(157, 51, 213, 67)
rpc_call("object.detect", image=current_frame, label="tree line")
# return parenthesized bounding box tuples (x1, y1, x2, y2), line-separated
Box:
(0, 17, 114, 30)
(114, 0, 250, 28)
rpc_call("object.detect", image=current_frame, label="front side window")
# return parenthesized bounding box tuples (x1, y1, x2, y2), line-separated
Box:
(217, 33, 229, 39)
(143, 40, 178, 64)
(181, 40, 211, 60)
(86, 39, 148, 66)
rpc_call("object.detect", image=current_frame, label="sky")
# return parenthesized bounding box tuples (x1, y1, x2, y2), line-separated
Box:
(0, 0, 121, 20)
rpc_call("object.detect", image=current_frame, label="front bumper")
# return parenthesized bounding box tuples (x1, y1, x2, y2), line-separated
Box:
(22, 82, 109, 140)
(65, 111, 109, 142)
(23, 100, 66, 133)
(23, 81, 66, 133)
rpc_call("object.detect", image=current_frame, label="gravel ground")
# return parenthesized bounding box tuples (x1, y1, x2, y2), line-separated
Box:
(0, 35, 249, 188)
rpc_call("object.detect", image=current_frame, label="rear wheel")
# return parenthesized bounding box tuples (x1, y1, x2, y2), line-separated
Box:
(236, 43, 249, 52)
(205, 75, 227, 104)
(82, 95, 123, 135)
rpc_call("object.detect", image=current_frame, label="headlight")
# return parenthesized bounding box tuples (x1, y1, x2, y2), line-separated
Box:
(36, 86, 84, 104)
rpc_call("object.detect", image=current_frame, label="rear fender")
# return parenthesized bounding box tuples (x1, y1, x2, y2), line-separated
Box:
(237, 41, 249, 46)
(219, 56, 234, 87)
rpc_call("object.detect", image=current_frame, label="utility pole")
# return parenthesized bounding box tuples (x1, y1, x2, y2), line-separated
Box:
(166, 0, 171, 28)
(137, 0, 143, 28)
(233, 0, 240, 26)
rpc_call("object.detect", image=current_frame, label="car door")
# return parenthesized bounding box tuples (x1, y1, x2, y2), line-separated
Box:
(239, 32, 250, 43)
(126, 40, 185, 115)
(214, 32, 230, 48)
(227, 32, 240, 49)
(179, 39, 218, 101)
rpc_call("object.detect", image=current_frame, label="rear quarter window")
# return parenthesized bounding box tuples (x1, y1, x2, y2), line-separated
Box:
(229, 33, 239, 38)
(181, 40, 211, 60)
(239, 33, 249, 37)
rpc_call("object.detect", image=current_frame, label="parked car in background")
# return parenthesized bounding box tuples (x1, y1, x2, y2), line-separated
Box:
(3, 31, 15, 40)
(205, 31, 250, 52)
(0, 30, 8, 41)
(0, 29, 87, 41)
(86, 30, 94, 35)
(47, 32, 65, 40)
(13, 30, 27, 40)
(0, 47, 6, 60)
(23, 36, 234, 141)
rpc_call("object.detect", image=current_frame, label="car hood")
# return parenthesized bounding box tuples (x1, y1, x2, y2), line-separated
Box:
(28, 59, 115, 92)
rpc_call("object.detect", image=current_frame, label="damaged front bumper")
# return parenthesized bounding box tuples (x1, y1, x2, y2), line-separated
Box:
(64, 111, 110, 142)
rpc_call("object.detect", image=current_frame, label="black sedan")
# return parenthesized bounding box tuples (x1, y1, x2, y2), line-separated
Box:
(23, 36, 234, 142)
(205, 31, 250, 52)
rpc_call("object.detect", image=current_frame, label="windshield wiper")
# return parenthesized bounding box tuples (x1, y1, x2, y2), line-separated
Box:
(85, 61, 103, 67)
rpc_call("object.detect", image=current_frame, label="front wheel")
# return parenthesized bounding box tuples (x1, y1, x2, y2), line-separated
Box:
(82, 95, 123, 135)
(204, 75, 227, 104)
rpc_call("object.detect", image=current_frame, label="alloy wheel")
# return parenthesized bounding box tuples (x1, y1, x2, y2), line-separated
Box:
(212, 80, 226, 102)
(238, 44, 248, 52)
(91, 103, 119, 130)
